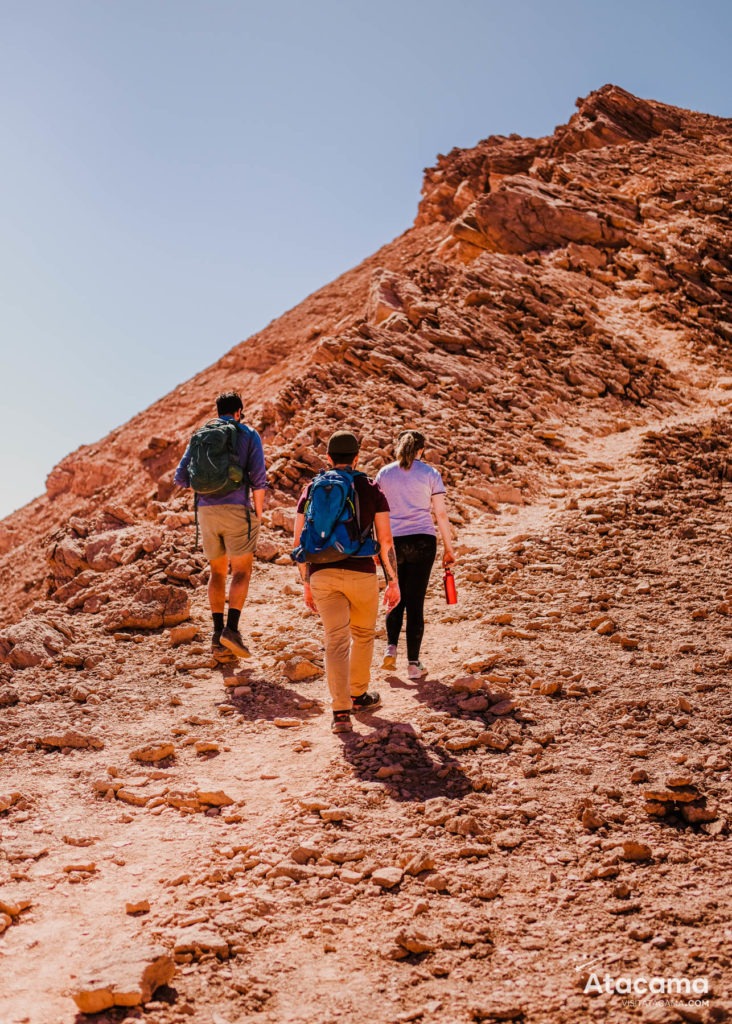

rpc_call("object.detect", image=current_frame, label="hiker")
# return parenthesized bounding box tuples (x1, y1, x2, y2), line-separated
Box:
(174, 391, 267, 658)
(375, 429, 456, 678)
(292, 430, 401, 733)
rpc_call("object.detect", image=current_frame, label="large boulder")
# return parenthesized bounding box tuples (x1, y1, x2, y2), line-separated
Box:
(104, 583, 190, 631)
(71, 947, 174, 1013)
(0, 618, 70, 668)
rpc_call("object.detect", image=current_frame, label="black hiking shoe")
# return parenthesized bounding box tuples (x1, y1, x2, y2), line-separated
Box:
(220, 627, 251, 659)
(211, 630, 225, 653)
(351, 691, 382, 712)
(331, 710, 352, 733)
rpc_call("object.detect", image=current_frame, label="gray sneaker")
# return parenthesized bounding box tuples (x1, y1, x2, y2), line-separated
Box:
(382, 645, 397, 670)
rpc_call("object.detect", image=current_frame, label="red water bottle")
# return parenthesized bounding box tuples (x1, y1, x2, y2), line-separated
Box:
(443, 568, 457, 605)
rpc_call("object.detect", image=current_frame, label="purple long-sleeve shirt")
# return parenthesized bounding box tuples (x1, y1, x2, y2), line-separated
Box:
(174, 416, 267, 508)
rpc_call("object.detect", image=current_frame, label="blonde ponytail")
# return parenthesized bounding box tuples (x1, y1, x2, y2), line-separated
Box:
(395, 430, 426, 471)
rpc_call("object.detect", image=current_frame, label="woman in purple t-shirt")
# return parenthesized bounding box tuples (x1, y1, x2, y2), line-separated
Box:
(375, 430, 456, 678)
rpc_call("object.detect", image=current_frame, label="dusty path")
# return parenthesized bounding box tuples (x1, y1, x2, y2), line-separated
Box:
(3, 396, 732, 1024)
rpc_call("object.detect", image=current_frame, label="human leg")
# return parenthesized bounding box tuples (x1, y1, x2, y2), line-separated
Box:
(403, 536, 437, 662)
(344, 572, 379, 698)
(309, 569, 353, 712)
(227, 553, 255, 611)
(207, 555, 228, 615)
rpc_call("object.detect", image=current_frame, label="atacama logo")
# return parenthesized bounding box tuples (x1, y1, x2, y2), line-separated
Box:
(584, 974, 709, 997)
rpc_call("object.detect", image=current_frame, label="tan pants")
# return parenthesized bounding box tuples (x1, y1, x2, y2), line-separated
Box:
(309, 568, 379, 711)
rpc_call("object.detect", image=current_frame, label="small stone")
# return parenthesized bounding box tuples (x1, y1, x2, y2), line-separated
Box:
(0, 792, 22, 814)
(195, 787, 235, 807)
(0, 898, 30, 917)
(539, 680, 562, 696)
(282, 659, 322, 681)
(666, 773, 693, 788)
(291, 843, 322, 864)
(621, 841, 652, 862)
(38, 730, 104, 751)
(195, 741, 219, 754)
(371, 867, 404, 889)
(267, 862, 315, 882)
(340, 869, 365, 885)
(460, 695, 489, 712)
(478, 731, 510, 752)
(173, 926, 229, 958)
(319, 807, 352, 822)
(125, 899, 150, 915)
(680, 803, 718, 825)
(273, 718, 301, 728)
(168, 624, 199, 646)
(581, 808, 605, 831)
(404, 852, 435, 876)
(471, 999, 525, 1021)
(130, 742, 174, 763)
(0, 685, 19, 707)
(493, 829, 524, 849)
(631, 769, 649, 783)
(644, 787, 698, 803)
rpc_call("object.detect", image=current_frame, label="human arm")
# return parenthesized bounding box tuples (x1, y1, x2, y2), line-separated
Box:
(245, 430, 267, 519)
(373, 511, 401, 611)
(293, 511, 317, 612)
(171, 444, 192, 494)
(251, 489, 265, 519)
(431, 493, 456, 567)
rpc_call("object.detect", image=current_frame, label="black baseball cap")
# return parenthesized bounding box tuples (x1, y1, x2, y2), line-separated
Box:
(327, 430, 360, 457)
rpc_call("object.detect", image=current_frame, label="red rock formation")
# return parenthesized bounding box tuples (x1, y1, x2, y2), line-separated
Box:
(0, 84, 730, 630)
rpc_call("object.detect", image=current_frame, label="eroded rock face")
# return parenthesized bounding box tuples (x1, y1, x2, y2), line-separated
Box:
(552, 83, 682, 155)
(452, 176, 630, 255)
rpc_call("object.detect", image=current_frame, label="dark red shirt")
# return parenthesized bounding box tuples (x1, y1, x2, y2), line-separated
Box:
(297, 474, 389, 575)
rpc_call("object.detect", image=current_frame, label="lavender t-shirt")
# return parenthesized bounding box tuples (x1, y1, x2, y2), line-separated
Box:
(375, 460, 445, 538)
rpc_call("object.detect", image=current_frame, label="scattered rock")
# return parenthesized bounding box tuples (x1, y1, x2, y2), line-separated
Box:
(38, 730, 104, 751)
(71, 947, 174, 1013)
(130, 742, 175, 763)
(371, 867, 404, 889)
(168, 624, 198, 646)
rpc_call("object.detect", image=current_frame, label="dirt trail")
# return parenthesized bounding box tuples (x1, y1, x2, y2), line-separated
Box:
(4, 400, 732, 1024)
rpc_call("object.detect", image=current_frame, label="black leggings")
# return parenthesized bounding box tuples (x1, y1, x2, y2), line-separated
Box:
(386, 534, 437, 662)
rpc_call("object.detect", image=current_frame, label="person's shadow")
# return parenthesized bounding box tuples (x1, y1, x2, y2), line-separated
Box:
(219, 664, 325, 722)
(336, 708, 472, 802)
(386, 670, 517, 734)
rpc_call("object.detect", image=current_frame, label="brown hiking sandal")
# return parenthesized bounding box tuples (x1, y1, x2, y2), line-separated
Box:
(220, 627, 251, 659)
(331, 710, 352, 733)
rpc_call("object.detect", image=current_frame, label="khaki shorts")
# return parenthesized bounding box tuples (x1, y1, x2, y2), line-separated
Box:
(197, 504, 260, 561)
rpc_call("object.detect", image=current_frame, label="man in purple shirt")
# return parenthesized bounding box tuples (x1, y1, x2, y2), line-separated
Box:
(175, 391, 267, 657)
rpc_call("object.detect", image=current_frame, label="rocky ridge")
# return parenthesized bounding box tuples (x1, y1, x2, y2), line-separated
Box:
(1, 85, 732, 1024)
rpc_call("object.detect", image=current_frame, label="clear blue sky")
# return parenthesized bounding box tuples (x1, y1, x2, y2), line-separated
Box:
(1, 0, 730, 518)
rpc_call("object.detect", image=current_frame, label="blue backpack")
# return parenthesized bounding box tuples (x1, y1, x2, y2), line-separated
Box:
(291, 469, 379, 564)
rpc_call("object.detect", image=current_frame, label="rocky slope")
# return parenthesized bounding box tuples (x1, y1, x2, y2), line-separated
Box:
(1, 85, 732, 1024)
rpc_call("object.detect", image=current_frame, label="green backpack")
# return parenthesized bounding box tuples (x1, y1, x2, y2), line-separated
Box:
(188, 418, 246, 496)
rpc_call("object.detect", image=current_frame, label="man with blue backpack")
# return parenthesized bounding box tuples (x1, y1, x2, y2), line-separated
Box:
(174, 391, 267, 658)
(292, 430, 400, 733)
